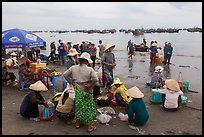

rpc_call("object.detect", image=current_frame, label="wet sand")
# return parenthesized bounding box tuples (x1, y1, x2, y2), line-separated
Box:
(2, 52, 202, 135)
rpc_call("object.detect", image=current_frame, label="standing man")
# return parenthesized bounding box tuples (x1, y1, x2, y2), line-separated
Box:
(58, 40, 67, 65)
(98, 40, 105, 58)
(143, 38, 147, 46)
(127, 42, 135, 60)
(163, 42, 173, 65)
(89, 42, 97, 69)
(49, 41, 56, 62)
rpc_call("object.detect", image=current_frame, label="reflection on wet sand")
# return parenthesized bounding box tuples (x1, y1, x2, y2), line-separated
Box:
(163, 65, 171, 79)
(128, 59, 133, 71)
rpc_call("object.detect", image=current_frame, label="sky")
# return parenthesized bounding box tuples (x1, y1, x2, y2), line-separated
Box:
(2, 2, 202, 31)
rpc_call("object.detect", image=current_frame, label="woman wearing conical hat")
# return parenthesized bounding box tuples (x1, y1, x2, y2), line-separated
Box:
(20, 81, 49, 121)
(67, 48, 80, 69)
(158, 79, 183, 111)
(149, 41, 161, 64)
(101, 44, 116, 91)
(126, 86, 149, 127)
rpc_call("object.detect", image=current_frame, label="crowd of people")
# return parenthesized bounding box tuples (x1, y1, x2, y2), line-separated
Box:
(2, 38, 183, 133)
(127, 39, 174, 66)
(48, 40, 101, 69)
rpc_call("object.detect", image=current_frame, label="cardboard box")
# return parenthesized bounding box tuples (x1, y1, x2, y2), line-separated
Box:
(30, 62, 46, 72)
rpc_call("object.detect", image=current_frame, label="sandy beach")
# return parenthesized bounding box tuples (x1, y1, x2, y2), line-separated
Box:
(2, 53, 202, 135)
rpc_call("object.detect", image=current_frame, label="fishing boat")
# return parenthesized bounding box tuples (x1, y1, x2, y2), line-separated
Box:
(134, 44, 149, 52)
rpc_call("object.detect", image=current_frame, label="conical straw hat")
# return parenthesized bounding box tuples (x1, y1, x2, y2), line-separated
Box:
(29, 80, 48, 92)
(67, 48, 80, 56)
(17, 57, 27, 66)
(165, 79, 180, 92)
(125, 86, 144, 98)
(104, 44, 115, 52)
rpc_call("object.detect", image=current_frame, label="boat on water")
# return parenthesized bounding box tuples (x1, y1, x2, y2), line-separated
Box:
(131, 29, 144, 36)
(134, 44, 149, 52)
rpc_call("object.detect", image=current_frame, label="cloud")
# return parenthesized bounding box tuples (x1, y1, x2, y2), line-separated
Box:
(2, 2, 202, 30)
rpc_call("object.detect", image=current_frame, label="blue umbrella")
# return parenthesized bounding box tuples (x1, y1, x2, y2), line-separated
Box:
(2, 28, 46, 49)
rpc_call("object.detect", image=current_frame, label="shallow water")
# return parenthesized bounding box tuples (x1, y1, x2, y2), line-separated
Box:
(7, 30, 202, 93)
(40, 30, 203, 94)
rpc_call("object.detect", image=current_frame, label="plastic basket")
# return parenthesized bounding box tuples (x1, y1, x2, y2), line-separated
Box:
(39, 109, 53, 121)
(150, 89, 163, 103)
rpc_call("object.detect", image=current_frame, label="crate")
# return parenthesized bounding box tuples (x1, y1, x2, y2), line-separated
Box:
(30, 63, 46, 72)
(155, 54, 164, 64)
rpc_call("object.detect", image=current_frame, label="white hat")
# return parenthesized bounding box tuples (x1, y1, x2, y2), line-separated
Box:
(104, 44, 115, 52)
(78, 52, 93, 64)
(125, 86, 144, 98)
(155, 65, 164, 73)
(29, 80, 48, 92)
(111, 78, 123, 86)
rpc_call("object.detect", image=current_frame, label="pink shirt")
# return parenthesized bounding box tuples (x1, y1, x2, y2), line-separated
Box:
(89, 46, 97, 56)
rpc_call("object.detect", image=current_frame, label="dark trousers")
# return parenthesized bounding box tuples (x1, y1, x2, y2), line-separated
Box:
(91, 56, 96, 68)
(164, 54, 172, 65)
(150, 53, 156, 64)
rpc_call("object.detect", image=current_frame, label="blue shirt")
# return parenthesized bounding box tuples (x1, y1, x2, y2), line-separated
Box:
(58, 44, 67, 56)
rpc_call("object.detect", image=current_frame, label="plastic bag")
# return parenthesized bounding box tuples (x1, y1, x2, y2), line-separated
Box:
(118, 112, 128, 122)
(96, 109, 112, 124)
(96, 113, 112, 124)
(97, 107, 116, 115)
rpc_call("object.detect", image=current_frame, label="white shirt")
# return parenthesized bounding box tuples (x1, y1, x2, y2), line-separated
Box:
(159, 88, 183, 108)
